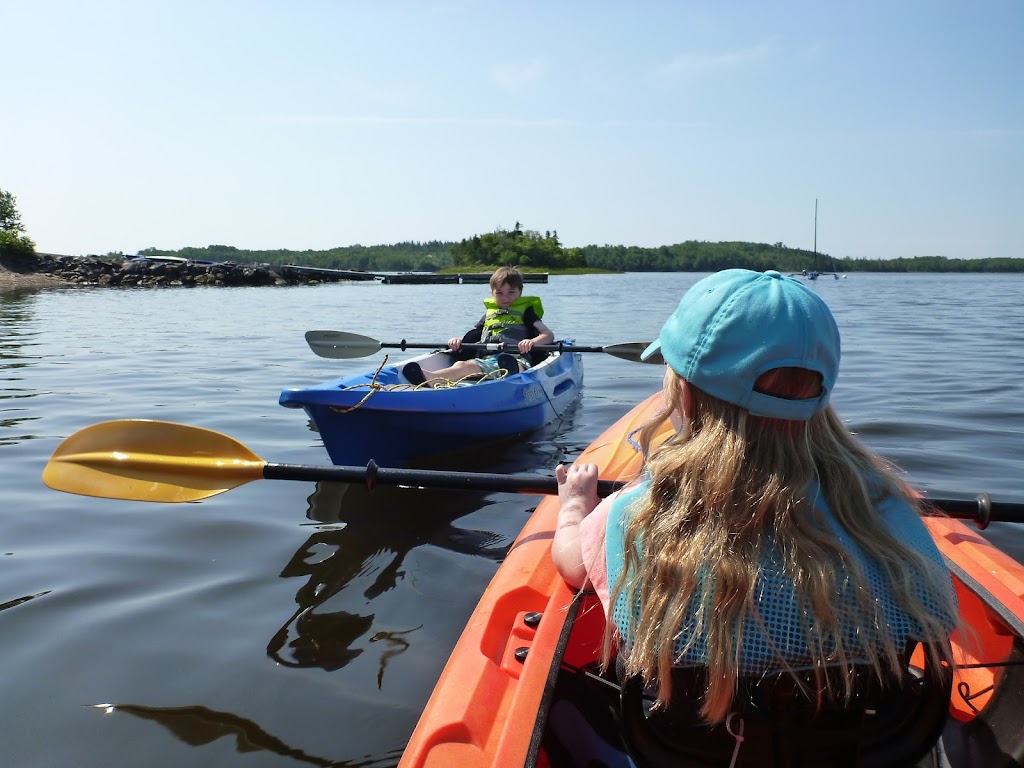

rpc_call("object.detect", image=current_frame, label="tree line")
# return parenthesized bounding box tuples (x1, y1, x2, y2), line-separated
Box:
(580, 242, 1024, 274)
(139, 236, 1023, 274)
(1, 188, 1021, 274)
(138, 223, 588, 272)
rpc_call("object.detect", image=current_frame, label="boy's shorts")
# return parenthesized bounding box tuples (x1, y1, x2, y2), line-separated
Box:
(477, 353, 526, 374)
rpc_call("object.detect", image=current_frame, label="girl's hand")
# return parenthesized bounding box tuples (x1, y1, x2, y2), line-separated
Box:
(552, 463, 599, 588)
(555, 463, 600, 518)
(448, 337, 462, 351)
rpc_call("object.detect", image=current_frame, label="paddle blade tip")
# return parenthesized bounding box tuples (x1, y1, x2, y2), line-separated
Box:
(42, 458, 234, 503)
(42, 419, 266, 503)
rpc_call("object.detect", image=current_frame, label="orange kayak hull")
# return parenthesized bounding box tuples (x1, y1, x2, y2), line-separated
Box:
(400, 392, 1024, 767)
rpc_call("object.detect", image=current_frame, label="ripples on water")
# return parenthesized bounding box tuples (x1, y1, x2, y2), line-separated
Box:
(1, 273, 1022, 766)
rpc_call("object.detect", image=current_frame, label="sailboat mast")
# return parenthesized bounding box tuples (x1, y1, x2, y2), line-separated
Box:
(813, 198, 818, 256)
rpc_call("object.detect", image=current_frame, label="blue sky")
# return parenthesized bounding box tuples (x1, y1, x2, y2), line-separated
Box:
(4, 1, 1021, 260)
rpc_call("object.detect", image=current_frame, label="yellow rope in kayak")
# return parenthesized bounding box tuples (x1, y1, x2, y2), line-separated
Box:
(417, 368, 508, 389)
(329, 354, 509, 414)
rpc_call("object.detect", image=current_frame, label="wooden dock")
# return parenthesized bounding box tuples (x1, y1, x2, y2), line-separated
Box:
(382, 272, 548, 284)
(381, 273, 460, 284)
(278, 266, 549, 285)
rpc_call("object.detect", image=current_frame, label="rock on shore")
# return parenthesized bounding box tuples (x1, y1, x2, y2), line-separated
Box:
(2, 254, 371, 291)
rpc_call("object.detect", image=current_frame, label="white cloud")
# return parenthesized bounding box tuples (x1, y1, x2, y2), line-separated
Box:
(656, 41, 775, 80)
(491, 57, 548, 91)
(603, 119, 708, 129)
(258, 114, 579, 127)
(257, 115, 708, 130)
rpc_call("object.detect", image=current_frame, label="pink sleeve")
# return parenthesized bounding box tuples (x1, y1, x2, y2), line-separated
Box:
(578, 492, 618, 619)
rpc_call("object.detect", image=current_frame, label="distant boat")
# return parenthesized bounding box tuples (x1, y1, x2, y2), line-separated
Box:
(792, 200, 839, 280)
(789, 269, 838, 281)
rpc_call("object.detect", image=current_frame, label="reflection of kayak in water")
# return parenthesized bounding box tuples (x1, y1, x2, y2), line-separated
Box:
(400, 392, 1024, 768)
(271, 478, 510, 673)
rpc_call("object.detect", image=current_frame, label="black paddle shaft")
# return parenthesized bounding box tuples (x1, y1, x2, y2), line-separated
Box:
(387, 340, 616, 354)
(265, 462, 1022, 528)
(923, 493, 1024, 529)
(264, 461, 625, 497)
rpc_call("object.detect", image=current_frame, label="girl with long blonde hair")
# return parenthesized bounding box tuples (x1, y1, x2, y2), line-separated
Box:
(553, 269, 956, 726)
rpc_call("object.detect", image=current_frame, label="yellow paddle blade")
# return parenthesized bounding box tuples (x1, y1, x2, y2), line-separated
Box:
(42, 420, 268, 503)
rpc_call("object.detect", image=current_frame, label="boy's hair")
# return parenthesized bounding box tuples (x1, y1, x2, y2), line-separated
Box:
(489, 266, 524, 292)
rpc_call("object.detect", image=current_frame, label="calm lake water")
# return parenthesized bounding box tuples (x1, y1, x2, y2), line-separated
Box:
(2, 272, 1023, 767)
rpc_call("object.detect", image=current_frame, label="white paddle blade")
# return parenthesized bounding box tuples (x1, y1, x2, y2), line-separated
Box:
(305, 330, 383, 359)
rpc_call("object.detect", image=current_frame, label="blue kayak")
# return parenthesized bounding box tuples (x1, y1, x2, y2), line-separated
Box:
(279, 344, 584, 466)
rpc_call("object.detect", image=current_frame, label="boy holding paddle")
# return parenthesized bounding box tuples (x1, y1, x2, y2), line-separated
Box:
(403, 266, 554, 386)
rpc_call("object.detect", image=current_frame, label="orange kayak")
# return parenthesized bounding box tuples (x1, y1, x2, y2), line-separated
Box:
(400, 393, 1024, 768)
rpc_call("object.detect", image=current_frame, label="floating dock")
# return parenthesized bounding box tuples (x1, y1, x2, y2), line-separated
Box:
(381, 273, 461, 284)
(278, 265, 549, 285)
(382, 272, 548, 284)
(458, 272, 548, 284)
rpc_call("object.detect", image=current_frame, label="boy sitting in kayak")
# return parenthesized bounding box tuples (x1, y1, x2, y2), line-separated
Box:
(552, 270, 956, 742)
(403, 266, 554, 386)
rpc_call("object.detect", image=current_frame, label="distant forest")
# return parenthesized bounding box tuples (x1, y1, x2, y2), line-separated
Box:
(134, 223, 1023, 274)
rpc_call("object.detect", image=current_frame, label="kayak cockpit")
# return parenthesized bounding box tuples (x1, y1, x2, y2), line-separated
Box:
(528, 586, 1024, 768)
(397, 395, 1024, 768)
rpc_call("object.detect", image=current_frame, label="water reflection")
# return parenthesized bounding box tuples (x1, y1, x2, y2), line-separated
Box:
(267, 480, 507, 674)
(266, 415, 580, 676)
(0, 291, 39, 348)
(89, 703, 358, 767)
(0, 291, 43, 443)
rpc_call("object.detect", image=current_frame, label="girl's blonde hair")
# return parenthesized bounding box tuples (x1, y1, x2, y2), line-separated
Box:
(610, 369, 955, 722)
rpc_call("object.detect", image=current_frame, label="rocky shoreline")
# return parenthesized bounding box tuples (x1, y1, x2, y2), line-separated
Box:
(0, 254, 375, 293)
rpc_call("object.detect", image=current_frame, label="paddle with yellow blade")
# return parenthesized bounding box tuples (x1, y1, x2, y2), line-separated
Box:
(41, 419, 625, 503)
(304, 330, 660, 364)
(42, 419, 1024, 528)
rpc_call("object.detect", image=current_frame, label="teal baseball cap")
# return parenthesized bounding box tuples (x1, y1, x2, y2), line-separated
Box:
(641, 269, 840, 421)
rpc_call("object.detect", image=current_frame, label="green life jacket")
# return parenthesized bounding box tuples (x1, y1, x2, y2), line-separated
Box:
(480, 295, 544, 344)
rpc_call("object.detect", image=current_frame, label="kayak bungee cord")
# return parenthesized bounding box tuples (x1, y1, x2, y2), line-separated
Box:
(331, 354, 514, 416)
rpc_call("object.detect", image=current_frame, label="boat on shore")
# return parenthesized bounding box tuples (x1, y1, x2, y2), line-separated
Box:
(279, 344, 583, 467)
(399, 393, 1024, 768)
